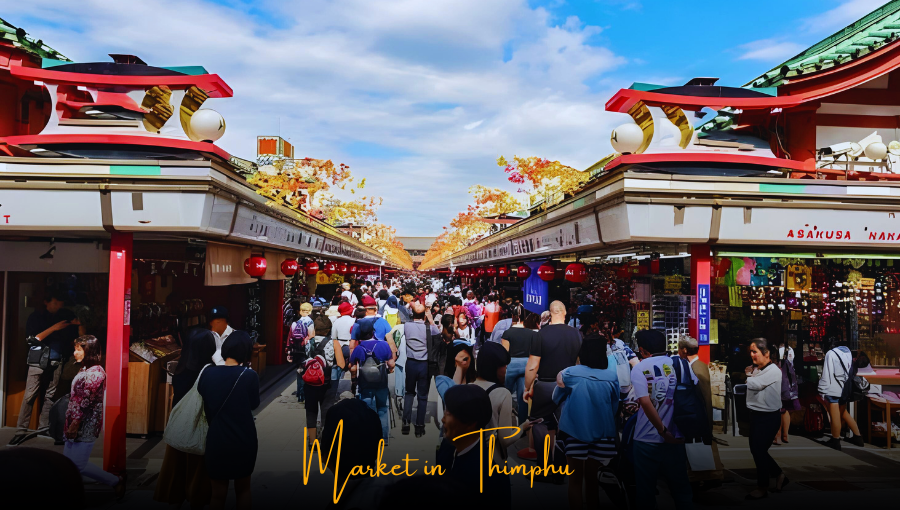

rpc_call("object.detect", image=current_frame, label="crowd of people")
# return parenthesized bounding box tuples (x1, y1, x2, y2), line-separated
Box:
(2, 279, 876, 510)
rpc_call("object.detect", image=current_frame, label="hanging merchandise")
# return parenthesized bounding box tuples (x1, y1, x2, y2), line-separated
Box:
(728, 286, 743, 307)
(786, 264, 812, 291)
(724, 257, 744, 286)
(735, 257, 755, 286)
(244, 255, 267, 278)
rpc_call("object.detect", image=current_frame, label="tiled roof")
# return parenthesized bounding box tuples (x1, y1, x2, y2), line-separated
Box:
(747, 0, 900, 88)
(0, 17, 69, 61)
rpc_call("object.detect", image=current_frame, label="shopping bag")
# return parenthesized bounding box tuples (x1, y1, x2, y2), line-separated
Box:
(163, 364, 211, 455)
(685, 441, 716, 472)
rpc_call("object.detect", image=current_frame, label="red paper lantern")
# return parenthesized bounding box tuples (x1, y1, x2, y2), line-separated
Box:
(565, 263, 587, 283)
(349, 264, 359, 274)
(517, 265, 531, 279)
(323, 261, 338, 275)
(485, 266, 497, 277)
(280, 259, 299, 277)
(304, 260, 319, 274)
(497, 266, 509, 277)
(476, 267, 486, 277)
(537, 263, 556, 281)
(337, 262, 349, 274)
(243, 254, 267, 278)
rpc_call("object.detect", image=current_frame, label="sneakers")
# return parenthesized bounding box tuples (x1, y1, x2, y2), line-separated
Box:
(846, 435, 865, 447)
(824, 437, 842, 451)
(7, 433, 27, 447)
(402, 421, 411, 435)
(415, 425, 425, 438)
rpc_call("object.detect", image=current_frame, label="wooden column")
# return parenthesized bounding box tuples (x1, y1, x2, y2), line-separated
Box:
(103, 232, 132, 473)
(690, 244, 711, 363)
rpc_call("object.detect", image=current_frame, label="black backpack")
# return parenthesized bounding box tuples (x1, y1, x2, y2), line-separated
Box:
(670, 356, 710, 442)
(358, 343, 388, 390)
(310, 336, 332, 369)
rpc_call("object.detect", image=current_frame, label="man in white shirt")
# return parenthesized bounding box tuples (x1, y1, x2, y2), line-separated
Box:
(332, 302, 356, 383)
(341, 282, 358, 307)
(630, 329, 694, 510)
(208, 307, 252, 366)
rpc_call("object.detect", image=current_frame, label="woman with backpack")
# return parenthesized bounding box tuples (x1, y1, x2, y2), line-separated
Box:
(818, 344, 864, 450)
(744, 338, 787, 500)
(299, 316, 344, 447)
(775, 346, 799, 445)
(288, 303, 316, 403)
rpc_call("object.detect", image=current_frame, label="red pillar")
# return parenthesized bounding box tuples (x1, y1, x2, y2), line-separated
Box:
(104, 232, 132, 473)
(689, 244, 711, 363)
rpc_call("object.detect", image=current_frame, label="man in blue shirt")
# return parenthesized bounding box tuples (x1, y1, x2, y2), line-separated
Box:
(349, 320, 395, 443)
(350, 295, 393, 343)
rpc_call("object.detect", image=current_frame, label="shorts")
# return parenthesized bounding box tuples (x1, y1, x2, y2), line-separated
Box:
(822, 394, 841, 404)
(557, 433, 616, 465)
(781, 399, 801, 413)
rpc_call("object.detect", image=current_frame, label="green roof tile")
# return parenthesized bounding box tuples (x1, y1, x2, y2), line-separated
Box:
(0, 17, 69, 61)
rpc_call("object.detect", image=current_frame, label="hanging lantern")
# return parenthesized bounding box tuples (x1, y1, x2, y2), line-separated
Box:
(517, 265, 531, 279)
(485, 266, 497, 277)
(280, 259, 299, 277)
(304, 260, 319, 274)
(537, 263, 556, 281)
(323, 261, 338, 275)
(476, 267, 486, 277)
(497, 266, 509, 277)
(565, 263, 587, 283)
(243, 254, 267, 278)
(337, 262, 349, 274)
(349, 264, 358, 274)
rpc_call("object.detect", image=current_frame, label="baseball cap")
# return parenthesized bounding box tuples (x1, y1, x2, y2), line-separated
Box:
(209, 306, 229, 321)
(362, 295, 377, 308)
(338, 302, 354, 316)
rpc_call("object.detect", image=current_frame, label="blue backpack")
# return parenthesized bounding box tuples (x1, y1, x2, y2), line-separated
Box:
(670, 356, 710, 442)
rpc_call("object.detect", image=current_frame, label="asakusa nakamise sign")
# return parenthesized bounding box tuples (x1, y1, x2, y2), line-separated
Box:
(717, 207, 900, 245)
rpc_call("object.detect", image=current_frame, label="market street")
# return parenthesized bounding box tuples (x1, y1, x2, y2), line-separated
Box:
(5, 368, 899, 509)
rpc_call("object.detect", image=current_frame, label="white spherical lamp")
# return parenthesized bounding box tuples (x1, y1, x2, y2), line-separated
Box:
(611, 123, 644, 154)
(190, 109, 226, 142)
(865, 141, 888, 161)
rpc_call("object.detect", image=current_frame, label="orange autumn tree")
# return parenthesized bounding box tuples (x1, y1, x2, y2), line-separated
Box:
(363, 223, 413, 269)
(497, 156, 589, 209)
(419, 185, 523, 271)
(247, 157, 354, 216)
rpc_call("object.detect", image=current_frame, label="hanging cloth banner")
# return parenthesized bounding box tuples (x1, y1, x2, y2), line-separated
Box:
(523, 260, 549, 314)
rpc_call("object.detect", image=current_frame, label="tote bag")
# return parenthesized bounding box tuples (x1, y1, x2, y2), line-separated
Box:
(164, 364, 212, 455)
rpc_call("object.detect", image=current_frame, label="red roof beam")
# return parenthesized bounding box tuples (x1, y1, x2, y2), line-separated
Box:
(9, 66, 233, 98)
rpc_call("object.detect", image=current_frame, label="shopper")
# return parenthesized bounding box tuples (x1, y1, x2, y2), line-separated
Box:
(744, 338, 787, 500)
(402, 302, 441, 437)
(172, 327, 217, 407)
(351, 295, 393, 342)
(208, 306, 253, 366)
(332, 302, 356, 384)
(630, 329, 694, 510)
(301, 316, 345, 446)
(523, 300, 582, 476)
(776, 346, 799, 445)
(398, 287, 416, 323)
(489, 305, 513, 344)
(341, 282, 359, 307)
(63, 335, 126, 499)
(456, 310, 476, 345)
(9, 290, 79, 446)
(197, 335, 260, 510)
(437, 384, 511, 510)
(818, 344, 865, 449)
(677, 334, 724, 484)
(501, 304, 537, 426)
(556, 335, 619, 510)
(290, 303, 316, 403)
(349, 320, 395, 443)
(319, 398, 385, 508)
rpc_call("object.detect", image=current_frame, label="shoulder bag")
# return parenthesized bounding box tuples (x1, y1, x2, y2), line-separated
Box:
(164, 365, 245, 455)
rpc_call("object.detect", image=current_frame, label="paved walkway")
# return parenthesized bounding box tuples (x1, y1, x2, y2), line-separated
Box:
(3, 369, 900, 508)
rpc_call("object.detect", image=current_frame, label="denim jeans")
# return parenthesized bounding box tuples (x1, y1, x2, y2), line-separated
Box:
(360, 386, 390, 443)
(633, 440, 693, 510)
(296, 371, 305, 402)
(394, 364, 405, 398)
(64, 441, 119, 487)
(505, 357, 528, 425)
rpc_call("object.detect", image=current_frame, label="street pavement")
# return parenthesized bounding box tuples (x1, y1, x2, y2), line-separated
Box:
(4, 369, 900, 509)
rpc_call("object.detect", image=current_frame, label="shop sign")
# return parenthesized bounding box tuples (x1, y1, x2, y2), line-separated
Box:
(719, 207, 900, 245)
(697, 284, 710, 346)
(636, 310, 650, 330)
(231, 206, 325, 253)
(509, 214, 600, 257)
(0, 190, 104, 230)
(664, 275, 683, 292)
(523, 260, 549, 314)
(460, 241, 512, 264)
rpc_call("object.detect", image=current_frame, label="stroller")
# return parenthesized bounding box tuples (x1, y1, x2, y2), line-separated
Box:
(597, 413, 637, 510)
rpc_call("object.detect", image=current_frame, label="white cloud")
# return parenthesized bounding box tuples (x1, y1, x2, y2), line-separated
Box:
(7, 0, 628, 236)
(801, 0, 888, 33)
(737, 39, 805, 62)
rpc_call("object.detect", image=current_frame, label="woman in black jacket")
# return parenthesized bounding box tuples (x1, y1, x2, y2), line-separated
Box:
(172, 327, 217, 406)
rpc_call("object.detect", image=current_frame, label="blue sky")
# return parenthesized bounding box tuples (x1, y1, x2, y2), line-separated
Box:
(5, 0, 888, 236)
